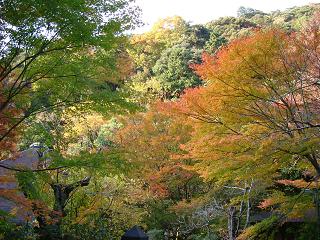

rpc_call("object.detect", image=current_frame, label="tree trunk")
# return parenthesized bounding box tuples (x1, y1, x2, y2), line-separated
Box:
(315, 178, 320, 240)
(228, 206, 236, 240)
(35, 177, 90, 239)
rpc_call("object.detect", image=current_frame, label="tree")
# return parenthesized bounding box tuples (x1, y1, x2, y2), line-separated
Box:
(0, 0, 140, 155)
(206, 16, 257, 41)
(175, 25, 320, 181)
(128, 16, 189, 70)
(152, 43, 202, 99)
(148, 16, 190, 48)
(204, 31, 227, 54)
(114, 102, 212, 238)
(237, 7, 265, 18)
(63, 175, 149, 240)
(116, 102, 193, 173)
(184, 25, 211, 49)
(0, 1, 141, 237)
(170, 15, 320, 238)
(0, 80, 20, 158)
(126, 16, 195, 103)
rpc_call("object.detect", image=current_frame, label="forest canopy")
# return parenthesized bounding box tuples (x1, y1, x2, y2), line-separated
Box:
(0, 2, 320, 240)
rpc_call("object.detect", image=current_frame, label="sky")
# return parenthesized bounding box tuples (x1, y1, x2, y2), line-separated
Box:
(134, 0, 317, 32)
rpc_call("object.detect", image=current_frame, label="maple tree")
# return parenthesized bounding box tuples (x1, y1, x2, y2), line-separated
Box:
(0, 81, 20, 159)
(116, 102, 193, 176)
(1, 2, 320, 239)
(173, 24, 320, 178)
(119, 11, 320, 239)
(0, 0, 142, 238)
(165, 14, 320, 239)
(0, 0, 140, 151)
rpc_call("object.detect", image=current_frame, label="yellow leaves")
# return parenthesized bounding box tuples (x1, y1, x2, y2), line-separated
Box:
(128, 16, 187, 70)
(237, 215, 279, 240)
(62, 113, 107, 150)
(170, 197, 204, 214)
(293, 137, 320, 155)
(70, 114, 106, 136)
(73, 176, 149, 227)
(150, 16, 188, 46)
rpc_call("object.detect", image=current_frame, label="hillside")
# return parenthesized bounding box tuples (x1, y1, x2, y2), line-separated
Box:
(1, 2, 320, 240)
(126, 4, 320, 103)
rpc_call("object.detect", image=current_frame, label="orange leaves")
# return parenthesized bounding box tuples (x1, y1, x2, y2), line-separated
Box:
(258, 191, 287, 210)
(0, 189, 31, 208)
(276, 179, 319, 189)
(116, 102, 193, 169)
(0, 189, 34, 221)
(258, 198, 275, 209)
(167, 25, 320, 186)
(115, 102, 202, 201)
(193, 29, 289, 96)
(32, 200, 62, 225)
(0, 82, 21, 159)
(190, 52, 216, 81)
(148, 164, 198, 199)
(149, 183, 169, 199)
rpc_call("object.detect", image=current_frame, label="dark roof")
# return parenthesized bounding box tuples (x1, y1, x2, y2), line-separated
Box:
(121, 226, 149, 240)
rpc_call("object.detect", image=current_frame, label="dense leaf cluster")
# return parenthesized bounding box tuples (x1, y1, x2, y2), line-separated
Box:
(1, 2, 320, 240)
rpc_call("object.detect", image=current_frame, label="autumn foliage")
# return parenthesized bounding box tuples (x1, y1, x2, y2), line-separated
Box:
(0, 81, 20, 159)
(164, 18, 320, 238)
(1, 3, 320, 240)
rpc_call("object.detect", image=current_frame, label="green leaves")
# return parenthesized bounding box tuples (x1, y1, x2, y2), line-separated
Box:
(1, 0, 139, 45)
(0, 0, 141, 154)
(152, 43, 202, 99)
